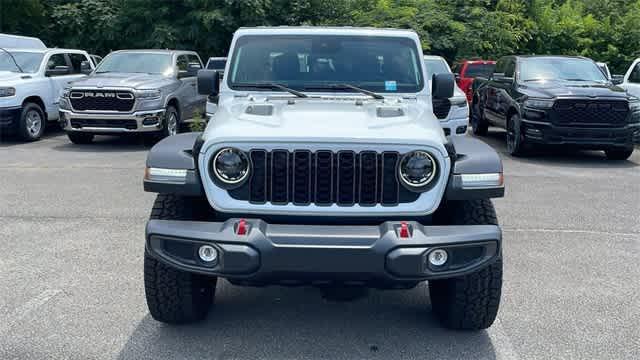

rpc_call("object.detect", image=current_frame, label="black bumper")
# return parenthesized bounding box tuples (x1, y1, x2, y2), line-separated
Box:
(521, 118, 640, 148)
(146, 219, 501, 286)
(0, 106, 21, 128)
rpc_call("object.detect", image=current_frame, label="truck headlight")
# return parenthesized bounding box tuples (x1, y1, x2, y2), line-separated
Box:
(524, 98, 554, 109)
(136, 89, 161, 100)
(212, 147, 250, 185)
(450, 96, 468, 108)
(0, 87, 16, 97)
(61, 88, 71, 98)
(398, 150, 437, 190)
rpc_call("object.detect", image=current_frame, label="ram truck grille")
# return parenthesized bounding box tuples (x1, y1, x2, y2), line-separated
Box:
(69, 90, 135, 112)
(228, 150, 420, 206)
(550, 99, 629, 127)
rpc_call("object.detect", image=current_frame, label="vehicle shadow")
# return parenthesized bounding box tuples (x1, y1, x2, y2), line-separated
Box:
(117, 282, 499, 360)
(474, 128, 639, 168)
(51, 134, 154, 153)
(0, 124, 64, 147)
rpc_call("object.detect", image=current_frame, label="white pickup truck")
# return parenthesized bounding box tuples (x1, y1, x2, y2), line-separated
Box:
(0, 47, 94, 140)
(620, 58, 640, 98)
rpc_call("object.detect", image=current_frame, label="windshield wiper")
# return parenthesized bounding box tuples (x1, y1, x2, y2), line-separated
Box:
(305, 83, 384, 100)
(0, 47, 24, 73)
(234, 82, 307, 98)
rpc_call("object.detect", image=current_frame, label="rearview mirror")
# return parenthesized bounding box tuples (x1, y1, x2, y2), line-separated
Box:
(197, 70, 220, 96)
(432, 73, 454, 99)
(45, 65, 70, 77)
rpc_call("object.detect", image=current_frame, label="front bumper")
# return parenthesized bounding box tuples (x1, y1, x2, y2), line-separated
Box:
(146, 219, 501, 286)
(522, 119, 640, 148)
(0, 106, 21, 128)
(60, 108, 165, 133)
(440, 117, 469, 136)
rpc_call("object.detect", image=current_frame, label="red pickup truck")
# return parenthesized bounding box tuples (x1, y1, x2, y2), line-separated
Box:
(452, 60, 496, 102)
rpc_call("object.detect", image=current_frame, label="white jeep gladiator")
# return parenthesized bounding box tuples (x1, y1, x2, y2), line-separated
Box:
(142, 27, 506, 330)
(0, 47, 94, 140)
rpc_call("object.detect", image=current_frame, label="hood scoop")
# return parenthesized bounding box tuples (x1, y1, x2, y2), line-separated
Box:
(245, 104, 274, 116)
(376, 107, 405, 118)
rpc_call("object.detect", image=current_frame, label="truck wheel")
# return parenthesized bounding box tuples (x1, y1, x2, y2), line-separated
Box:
(429, 199, 502, 330)
(162, 106, 179, 138)
(67, 132, 94, 144)
(17, 102, 46, 141)
(144, 194, 216, 324)
(604, 147, 633, 160)
(470, 100, 488, 136)
(506, 114, 527, 156)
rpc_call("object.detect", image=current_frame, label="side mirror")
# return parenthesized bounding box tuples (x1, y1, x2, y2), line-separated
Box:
(179, 63, 202, 79)
(454, 72, 460, 81)
(611, 75, 624, 85)
(198, 69, 220, 96)
(45, 65, 70, 77)
(432, 73, 454, 99)
(80, 61, 92, 75)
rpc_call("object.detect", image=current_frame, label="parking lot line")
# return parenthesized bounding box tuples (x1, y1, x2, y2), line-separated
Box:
(0, 289, 62, 336)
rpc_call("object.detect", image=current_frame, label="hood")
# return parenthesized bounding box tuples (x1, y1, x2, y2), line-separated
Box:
(68, 72, 174, 89)
(203, 95, 448, 156)
(522, 80, 629, 99)
(0, 71, 36, 85)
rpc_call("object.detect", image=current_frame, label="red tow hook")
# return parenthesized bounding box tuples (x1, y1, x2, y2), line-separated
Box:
(399, 221, 410, 238)
(236, 219, 248, 236)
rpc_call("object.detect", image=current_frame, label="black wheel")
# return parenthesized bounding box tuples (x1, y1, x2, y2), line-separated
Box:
(17, 102, 46, 141)
(67, 132, 94, 144)
(506, 113, 527, 156)
(429, 199, 503, 330)
(604, 147, 633, 160)
(470, 99, 488, 136)
(144, 194, 216, 324)
(162, 105, 179, 138)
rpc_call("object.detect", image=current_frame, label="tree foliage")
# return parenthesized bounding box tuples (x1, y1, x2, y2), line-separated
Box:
(0, 0, 639, 72)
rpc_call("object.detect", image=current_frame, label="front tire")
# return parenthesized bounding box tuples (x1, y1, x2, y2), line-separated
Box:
(17, 102, 46, 141)
(67, 132, 94, 144)
(604, 147, 633, 160)
(471, 99, 488, 136)
(429, 199, 503, 330)
(144, 194, 216, 324)
(162, 105, 179, 138)
(506, 114, 527, 156)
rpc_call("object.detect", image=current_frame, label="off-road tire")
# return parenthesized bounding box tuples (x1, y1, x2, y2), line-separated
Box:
(144, 194, 216, 324)
(471, 99, 489, 136)
(429, 199, 503, 330)
(67, 132, 94, 144)
(18, 102, 46, 141)
(604, 147, 633, 160)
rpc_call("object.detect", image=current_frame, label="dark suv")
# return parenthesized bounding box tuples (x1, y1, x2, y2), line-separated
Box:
(472, 55, 640, 159)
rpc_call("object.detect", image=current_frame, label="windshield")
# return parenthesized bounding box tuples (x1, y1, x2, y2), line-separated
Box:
(464, 63, 495, 78)
(0, 51, 44, 73)
(520, 57, 607, 82)
(95, 52, 173, 75)
(424, 58, 451, 79)
(228, 35, 424, 93)
(207, 59, 226, 70)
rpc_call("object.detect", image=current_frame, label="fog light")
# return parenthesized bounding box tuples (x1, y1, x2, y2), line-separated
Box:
(198, 245, 218, 263)
(428, 249, 448, 266)
(456, 125, 467, 134)
(142, 117, 159, 126)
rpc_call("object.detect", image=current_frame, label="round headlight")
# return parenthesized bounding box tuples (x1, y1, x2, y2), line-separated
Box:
(398, 151, 437, 189)
(212, 147, 250, 185)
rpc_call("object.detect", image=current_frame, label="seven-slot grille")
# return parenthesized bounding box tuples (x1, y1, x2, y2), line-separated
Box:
(550, 99, 629, 127)
(228, 150, 421, 206)
(69, 90, 135, 112)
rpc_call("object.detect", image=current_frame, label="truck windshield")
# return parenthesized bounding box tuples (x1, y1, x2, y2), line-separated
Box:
(520, 57, 607, 82)
(424, 58, 451, 79)
(95, 52, 173, 75)
(0, 51, 43, 73)
(207, 59, 226, 70)
(228, 35, 424, 93)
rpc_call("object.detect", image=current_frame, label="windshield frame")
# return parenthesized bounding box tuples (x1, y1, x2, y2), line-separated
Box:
(225, 34, 425, 95)
(517, 56, 608, 83)
(94, 51, 175, 76)
(0, 50, 45, 73)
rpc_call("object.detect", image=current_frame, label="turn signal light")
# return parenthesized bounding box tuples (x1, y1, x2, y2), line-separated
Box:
(399, 222, 410, 238)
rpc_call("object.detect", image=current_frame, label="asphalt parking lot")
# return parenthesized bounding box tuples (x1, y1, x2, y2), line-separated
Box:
(1, 128, 639, 360)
